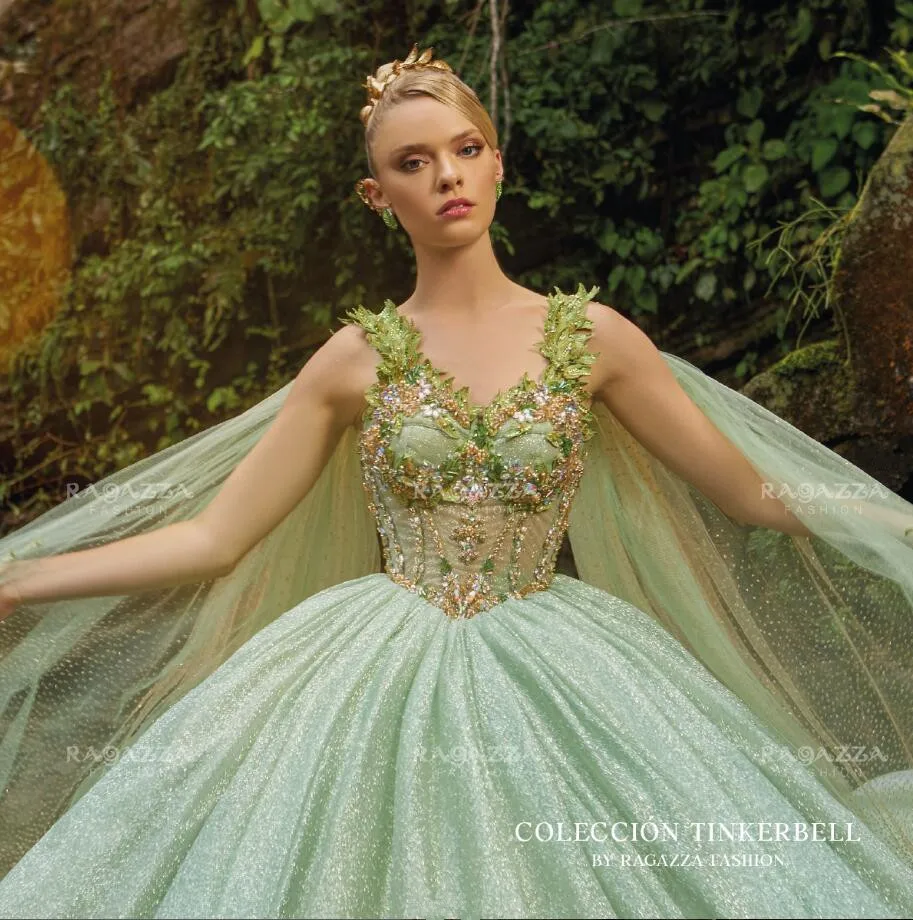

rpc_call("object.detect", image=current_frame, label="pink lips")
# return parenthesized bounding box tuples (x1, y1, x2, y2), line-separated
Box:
(438, 197, 474, 216)
(439, 203, 474, 219)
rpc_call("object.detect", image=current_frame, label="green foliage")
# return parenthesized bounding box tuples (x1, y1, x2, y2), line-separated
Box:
(243, 0, 341, 65)
(4, 0, 913, 525)
(443, 0, 910, 336)
(748, 197, 855, 356)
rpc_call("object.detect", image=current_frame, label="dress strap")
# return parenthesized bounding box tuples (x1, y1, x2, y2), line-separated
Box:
(340, 301, 420, 386)
(542, 282, 600, 396)
(342, 282, 600, 393)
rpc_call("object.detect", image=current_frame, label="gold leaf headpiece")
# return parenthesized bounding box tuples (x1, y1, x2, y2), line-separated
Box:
(359, 44, 453, 127)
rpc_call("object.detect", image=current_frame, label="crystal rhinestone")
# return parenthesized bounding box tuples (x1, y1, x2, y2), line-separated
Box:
(350, 285, 599, 618)
(464, 482, 486, 502)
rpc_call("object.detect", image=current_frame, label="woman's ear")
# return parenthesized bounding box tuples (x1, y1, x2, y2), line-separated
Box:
(359, 177, 389, 211)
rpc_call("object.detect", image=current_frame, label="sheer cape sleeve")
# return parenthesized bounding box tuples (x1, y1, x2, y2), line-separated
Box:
(569, 353, 913, 868)
(0, 382, 380, 875)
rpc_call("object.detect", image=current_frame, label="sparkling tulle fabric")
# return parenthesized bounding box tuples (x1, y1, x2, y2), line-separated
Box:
(1, 287, 913, 919)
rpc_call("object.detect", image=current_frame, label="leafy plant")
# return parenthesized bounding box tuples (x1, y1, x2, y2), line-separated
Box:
(5, 0, 913, 527)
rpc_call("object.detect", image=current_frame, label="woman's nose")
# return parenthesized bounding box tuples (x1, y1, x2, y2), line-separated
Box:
(436, 157, 463, 189)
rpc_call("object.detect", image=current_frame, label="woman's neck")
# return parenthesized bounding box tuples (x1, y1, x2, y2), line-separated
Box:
(406, 231, 523, 315)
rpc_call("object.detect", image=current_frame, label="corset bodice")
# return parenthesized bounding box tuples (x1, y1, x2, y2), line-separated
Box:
(342, 283, 600, 619)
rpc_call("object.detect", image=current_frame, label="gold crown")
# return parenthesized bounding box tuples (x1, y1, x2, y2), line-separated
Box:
(359, 43, 453, 127)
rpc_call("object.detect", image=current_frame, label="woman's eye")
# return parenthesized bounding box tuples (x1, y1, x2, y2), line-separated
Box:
(401, 143, 483, 172)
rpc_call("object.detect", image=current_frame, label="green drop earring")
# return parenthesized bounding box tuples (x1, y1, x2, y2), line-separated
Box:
(496, 178, 503, 200)
(381, 207, 398, 230)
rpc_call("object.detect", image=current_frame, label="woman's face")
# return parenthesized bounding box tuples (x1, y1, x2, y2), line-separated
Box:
(361, 96, 503, 247)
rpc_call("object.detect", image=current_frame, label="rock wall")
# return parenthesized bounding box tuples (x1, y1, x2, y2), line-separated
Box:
(744, 117, 913, 497)
(0, 0, 190, 127)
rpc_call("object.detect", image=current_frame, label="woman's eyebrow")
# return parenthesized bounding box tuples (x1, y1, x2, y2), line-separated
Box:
(390, 129, 478, 158)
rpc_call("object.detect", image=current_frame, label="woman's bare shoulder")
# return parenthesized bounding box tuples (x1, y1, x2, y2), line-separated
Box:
(295, 322, 379, 431)
(580, 298, 643, 395)
(582, 297, 670, 400)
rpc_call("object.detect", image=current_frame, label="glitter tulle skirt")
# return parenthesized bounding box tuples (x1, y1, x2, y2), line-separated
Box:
(1, 572, 912, 919)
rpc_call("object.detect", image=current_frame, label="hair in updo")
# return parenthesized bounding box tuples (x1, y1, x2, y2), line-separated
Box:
(360, 49, 498, 177)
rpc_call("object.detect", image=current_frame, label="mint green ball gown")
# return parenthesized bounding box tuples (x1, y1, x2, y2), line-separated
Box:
(1, 284, 913, 918)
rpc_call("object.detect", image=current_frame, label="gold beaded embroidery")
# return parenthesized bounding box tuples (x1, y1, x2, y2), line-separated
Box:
(341, 283, 600, 619)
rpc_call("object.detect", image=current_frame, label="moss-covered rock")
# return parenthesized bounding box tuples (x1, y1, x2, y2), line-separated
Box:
(742, 339, 859, 443)
(834, 117, 913, 438)
(743, 336, 913, 494)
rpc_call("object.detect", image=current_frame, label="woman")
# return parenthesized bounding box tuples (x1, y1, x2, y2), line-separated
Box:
(1, 44, 913, 919)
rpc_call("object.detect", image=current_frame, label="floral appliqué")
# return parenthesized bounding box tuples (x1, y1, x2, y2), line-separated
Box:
(341, 283, 600, 619)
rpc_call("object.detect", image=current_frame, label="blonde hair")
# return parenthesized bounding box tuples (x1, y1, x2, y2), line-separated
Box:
(360, 48, 498, 177)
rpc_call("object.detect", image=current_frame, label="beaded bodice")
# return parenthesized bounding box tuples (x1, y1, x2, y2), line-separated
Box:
(341, 283, 600, 619)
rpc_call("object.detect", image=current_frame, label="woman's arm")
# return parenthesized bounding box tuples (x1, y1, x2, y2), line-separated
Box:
(589, 304, 813, 537)
(0, 324, 370, 616)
